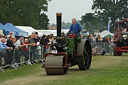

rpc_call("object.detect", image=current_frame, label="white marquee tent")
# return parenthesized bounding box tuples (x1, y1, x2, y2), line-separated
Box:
(15, 26, 43, 36)
(38, 29, 69, 36)
(100, 30, 114, 38)
(16, 26, 69, 36)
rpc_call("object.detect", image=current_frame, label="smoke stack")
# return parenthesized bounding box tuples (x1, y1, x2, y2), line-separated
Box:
(56, 13, 62, 37)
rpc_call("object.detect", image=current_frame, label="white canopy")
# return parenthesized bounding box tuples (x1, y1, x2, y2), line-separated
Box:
(100, 30, 114, 38)
(0, 30, 3, 35)
(15, 26, 43, 36)
(38, 29, 69, 36)
(38, 30, 57, 36)
(16, 26, 69, 37)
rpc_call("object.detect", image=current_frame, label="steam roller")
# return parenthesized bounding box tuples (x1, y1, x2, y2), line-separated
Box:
(42, 13, 92, 75)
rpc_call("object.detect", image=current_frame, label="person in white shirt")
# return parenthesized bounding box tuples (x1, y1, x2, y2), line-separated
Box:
(13, 37, 24, 66)
(0, 34, 4, 42)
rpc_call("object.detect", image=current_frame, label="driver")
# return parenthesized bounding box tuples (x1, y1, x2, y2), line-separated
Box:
(68, 18, 82, 35)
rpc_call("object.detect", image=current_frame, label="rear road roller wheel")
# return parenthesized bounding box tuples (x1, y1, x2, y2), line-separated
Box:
(77, 39, 92, 70)
(45, 55, 68, 75)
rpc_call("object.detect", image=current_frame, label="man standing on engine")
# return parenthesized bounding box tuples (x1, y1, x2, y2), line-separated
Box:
(69, 18, 82, 35)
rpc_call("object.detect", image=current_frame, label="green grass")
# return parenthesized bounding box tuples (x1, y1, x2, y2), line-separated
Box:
(0, 55, 128, 85)
(0, 64, 42, 82)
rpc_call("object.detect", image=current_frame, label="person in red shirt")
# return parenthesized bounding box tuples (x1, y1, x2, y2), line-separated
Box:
(21, 38, 31, 63)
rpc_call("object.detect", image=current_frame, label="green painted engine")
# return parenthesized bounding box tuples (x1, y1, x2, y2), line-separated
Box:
(43, 13, 92, 75)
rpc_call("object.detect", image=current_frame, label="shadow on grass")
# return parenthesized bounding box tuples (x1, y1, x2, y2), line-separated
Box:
(68, 68, 80, 71)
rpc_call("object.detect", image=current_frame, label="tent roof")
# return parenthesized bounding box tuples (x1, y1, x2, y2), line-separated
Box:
(5, 23, 28, 36)
(38, 29, 69, 36)
(38, 30, 57, 36)
(100, 30, 114, 38)
(16, 26, 42, 36)
(104, 34, 113, 38)
(0, 23, 5, 30)
(0, 23, 13, 31)
(0, 23, 16, 35)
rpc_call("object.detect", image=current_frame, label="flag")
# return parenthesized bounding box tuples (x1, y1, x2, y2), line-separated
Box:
(108, 19, 111, 32)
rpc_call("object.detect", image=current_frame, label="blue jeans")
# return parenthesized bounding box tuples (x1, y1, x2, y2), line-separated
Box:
(30, 49, 37, 61)
(21, 51, 29, 61)
(15, 50, 20, 64)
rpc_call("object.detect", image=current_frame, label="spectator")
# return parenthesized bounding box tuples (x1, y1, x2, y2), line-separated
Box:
(40, 35, 47, 58)
(34, 35, 40, 44)
(6, 37, 17, 65)
(96, 35, 101, 42)
(6, 35, 10, 40)
(45, 35, 50, 53)
(40, 35, 46, 45)
(49, 35, 55, 45)
(123, 28, 127, 33)
(45, 35, 50, 44)
(102, 36, 110, 43)
(40, 35, 50, 46)
(48, 35, 56, 50)
(28, 35, 31, 39)
(35, 32, 38, 35)
(91, 34, 95, 42)
(88, 35, 94, 43)
(111, 36, 114, 43)
(0, 34, 4, 42)
(28, 34, 37, 63)
(21, 38, 30, 64)
(34, 34, 41, 60)
(16, 37, 24, 46)
(34, 32, 40, 41)
(40, 35, 50, 54)
(9, 32, 14, 38)
(0, 38, 11, 66)
(13, 38, 22, 65)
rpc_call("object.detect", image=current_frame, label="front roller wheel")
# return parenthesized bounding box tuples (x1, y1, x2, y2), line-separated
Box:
(77, 40, 92, 70)
(45, 55, 68, 75)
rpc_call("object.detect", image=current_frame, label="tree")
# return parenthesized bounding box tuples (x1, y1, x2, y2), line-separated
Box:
(92, 0, 128, 22)
(61, 21, 85, 29)
(81, 0, 128, 33)
(38, 13, 49, 29)
(81, 13, 106, 33)
(0, 0, 50, 29)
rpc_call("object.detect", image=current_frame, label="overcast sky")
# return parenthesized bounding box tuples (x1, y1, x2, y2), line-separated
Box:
(47, 0, 93, 24)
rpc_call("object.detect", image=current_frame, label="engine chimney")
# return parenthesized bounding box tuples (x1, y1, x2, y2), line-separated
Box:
(56, 13, 62, 37)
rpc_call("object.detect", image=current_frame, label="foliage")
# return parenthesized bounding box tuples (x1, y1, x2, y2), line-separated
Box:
(38, 13, 49, 29)
(81, 13, 106, 33)
(81, 0, 128, 33)
(62, 22, 72, 29)
(0, 0, 50, 29)
(50, 21, 85, 30)
(92, 0, 128, 22)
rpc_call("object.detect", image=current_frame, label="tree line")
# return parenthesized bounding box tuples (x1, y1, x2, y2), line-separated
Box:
(81, 0, 128, 33)
(1, 0, 128, 31)
(0, 0, 51, 29)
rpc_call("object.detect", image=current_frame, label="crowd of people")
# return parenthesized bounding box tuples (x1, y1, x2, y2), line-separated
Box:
(0, 30, 114, 69)
(88, 34, 114, 44)
(0, 32, 55, 68)
(87, 34, 114, 55)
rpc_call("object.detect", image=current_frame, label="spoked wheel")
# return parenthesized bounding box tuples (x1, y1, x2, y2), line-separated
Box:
(45, 55, 68, 75)
(77, 40, 92, 70)
(113, 43, 122, 56)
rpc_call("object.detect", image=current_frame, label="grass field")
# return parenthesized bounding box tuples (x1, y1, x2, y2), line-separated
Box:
(0, 55, 128, 85)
